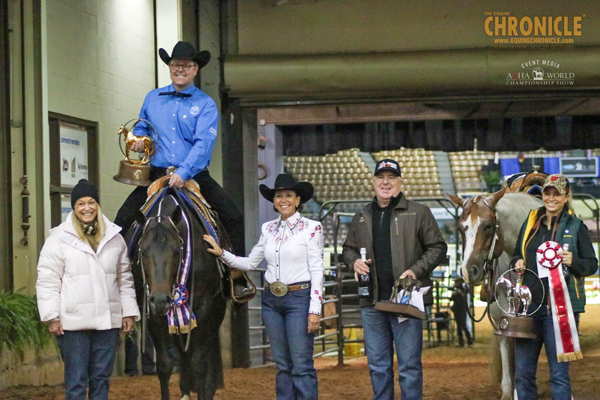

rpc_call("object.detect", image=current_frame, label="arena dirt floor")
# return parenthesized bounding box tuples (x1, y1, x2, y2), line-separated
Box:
(2, 305, 599, 400)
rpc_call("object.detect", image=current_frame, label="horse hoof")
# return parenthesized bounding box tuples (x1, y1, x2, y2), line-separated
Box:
(180, 395, 191, 400)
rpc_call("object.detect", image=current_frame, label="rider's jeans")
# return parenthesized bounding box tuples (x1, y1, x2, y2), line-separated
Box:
(361, 305, 423, 400)
(515, 306, 572, 400)
(57, 329, 119, 400)
(262, 287, 318, 400)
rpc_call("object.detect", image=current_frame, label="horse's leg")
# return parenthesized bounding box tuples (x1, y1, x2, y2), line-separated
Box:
(498, 336, 514, 400)
(188, 297, 226, 400)
(177, 341, 193, 400)
(148, 321, 174, 400)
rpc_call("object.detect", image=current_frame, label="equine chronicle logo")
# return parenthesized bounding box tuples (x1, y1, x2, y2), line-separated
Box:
(484, 12, 585, 47)
(506, 59, 575, 86)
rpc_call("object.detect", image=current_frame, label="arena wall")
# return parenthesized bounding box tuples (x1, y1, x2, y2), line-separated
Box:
(3, 0, 156, 388)
(46, 0, 156, 219)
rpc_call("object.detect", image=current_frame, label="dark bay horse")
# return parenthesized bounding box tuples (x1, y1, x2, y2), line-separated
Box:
(448, 189, 542, 400)
(129, 190, 227, 400)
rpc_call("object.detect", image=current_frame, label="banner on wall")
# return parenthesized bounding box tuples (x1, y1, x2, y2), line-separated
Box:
(59, 123, 88, 187)
(61, 195, 72, 222)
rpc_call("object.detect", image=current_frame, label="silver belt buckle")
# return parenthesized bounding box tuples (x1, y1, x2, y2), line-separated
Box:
(166, 166, 178, 175)
(269, 281, 288, 297)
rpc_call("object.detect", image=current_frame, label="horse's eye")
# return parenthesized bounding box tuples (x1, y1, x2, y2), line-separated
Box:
(484, 224, 494, 231)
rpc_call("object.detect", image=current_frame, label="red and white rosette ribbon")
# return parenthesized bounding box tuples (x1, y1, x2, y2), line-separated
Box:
(536, 241, 582, 362)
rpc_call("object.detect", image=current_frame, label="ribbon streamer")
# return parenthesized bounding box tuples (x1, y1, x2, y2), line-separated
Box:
(166, 196, 197, 334)
(537, 241, 582, 362)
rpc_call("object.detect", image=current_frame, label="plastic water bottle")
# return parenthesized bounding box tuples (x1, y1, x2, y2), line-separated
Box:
(358, 248, 371, 298)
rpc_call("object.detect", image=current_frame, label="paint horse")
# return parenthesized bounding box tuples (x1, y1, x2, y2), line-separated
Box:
(448, 189, 542, 400)
(128, 188, 228, 400)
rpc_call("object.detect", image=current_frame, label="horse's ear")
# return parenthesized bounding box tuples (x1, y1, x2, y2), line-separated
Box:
(134, 210, 146, 227)
(171, 206, 182, 225)
(447, 193, 464, 208)
(485, 187, 507, 208)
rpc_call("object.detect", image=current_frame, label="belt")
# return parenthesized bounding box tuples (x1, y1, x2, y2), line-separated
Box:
(265, 282, 310, 292)
(150, 166, 207, 180)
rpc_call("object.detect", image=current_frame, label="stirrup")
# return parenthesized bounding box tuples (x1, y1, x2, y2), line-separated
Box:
(229, 269, 256, 304)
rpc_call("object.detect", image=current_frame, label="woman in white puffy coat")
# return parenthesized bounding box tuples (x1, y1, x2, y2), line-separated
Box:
(36, 179, 139, 400)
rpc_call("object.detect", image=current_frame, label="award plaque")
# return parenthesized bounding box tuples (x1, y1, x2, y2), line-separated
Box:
(374, 276, 427, 320)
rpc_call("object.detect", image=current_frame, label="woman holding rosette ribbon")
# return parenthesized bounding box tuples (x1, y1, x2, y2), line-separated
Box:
(511, 174, 598, 399)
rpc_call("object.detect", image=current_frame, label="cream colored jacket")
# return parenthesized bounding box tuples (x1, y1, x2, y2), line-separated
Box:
(36, 212, 140, 330)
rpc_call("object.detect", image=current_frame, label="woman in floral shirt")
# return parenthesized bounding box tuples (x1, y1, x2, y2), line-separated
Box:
(204, 173, 324, 400)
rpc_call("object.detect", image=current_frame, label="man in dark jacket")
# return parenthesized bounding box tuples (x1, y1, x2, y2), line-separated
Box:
(342, 158, 447, 400)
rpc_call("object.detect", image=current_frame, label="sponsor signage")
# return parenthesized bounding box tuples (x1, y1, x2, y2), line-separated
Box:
(559, 157, 598, 178)
(59, 124, 89, 187)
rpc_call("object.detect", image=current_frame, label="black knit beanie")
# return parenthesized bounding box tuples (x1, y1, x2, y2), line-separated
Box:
(71, 179, 99, 208)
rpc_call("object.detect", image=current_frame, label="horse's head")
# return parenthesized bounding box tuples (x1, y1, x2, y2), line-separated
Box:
(117, 125, 128, 137)
(448, 188, 506, 286)
(137, 205, 183, 317)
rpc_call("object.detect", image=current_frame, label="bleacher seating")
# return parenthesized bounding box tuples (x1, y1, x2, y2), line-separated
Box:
(284, 148, 374, 204)
(448, 151, 493, 195)
(284, 146, 600, 248)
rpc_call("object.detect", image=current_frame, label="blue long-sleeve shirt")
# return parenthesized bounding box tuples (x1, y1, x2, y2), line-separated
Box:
(134, 83, 219, 181)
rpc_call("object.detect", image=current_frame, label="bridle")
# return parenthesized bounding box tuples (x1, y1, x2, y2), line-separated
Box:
(462, 196, 502, 326)
(137, 209, 194, 352)
(481, 196, 501, 274)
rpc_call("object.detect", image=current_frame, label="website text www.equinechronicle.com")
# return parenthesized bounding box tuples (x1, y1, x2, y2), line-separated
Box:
(494, 37, 574, 44)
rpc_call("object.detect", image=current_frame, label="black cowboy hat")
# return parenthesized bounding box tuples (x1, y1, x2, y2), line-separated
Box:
(259, 174, 314, 203)
(158, 41, 211, 69)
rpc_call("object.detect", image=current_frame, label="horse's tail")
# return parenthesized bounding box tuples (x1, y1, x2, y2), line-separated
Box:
(490, 332, 515, 400)
(489, 334, 503, 385)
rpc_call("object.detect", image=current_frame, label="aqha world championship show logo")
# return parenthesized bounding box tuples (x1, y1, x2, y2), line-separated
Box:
(506, 60, 575, 86)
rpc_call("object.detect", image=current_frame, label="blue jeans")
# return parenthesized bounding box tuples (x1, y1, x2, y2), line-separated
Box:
(361, 305, 423, 400)
(515, 306, 571, 400)
(57, 329, 120, 400)
(262, 287, 318, 400)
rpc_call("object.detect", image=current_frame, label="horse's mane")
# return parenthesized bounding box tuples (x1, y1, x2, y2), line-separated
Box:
(495, 193, 543, 257)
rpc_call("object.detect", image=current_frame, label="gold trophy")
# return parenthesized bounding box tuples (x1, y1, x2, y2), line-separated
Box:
(113, 119, 158, 186)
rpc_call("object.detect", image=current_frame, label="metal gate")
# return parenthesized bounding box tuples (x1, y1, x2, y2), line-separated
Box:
(248, 196, 463, 367)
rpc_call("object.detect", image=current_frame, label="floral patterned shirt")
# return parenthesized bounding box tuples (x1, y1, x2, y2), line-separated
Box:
(220, 212, 324, 315)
